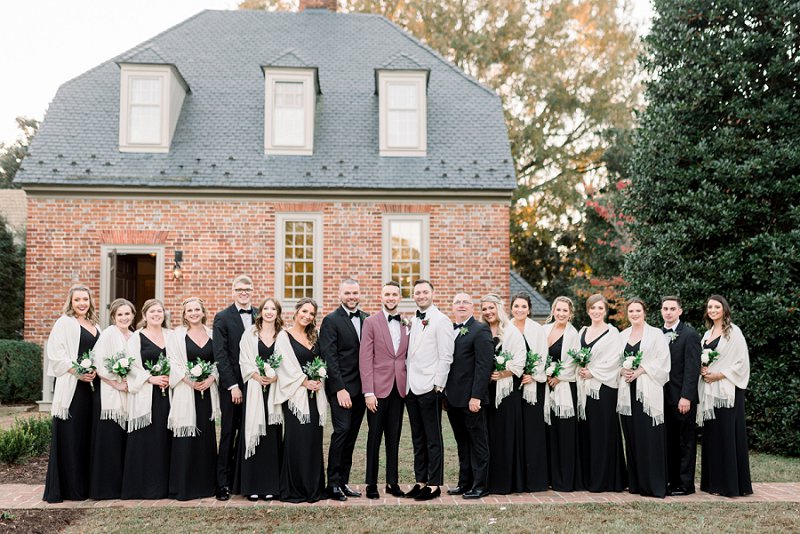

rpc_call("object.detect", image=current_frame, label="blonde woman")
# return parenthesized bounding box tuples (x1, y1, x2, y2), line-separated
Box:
(234, 297, 283, 501)
(121, 298, 173, 499)
(697, 295, 752, 497)
(510, 293, 549, 492)
(576, 294, 626, 493)
(272, 298, 327, 503)
(167, 297, 219, 500)
(542, 296, 583, 492)
(480, 294, 525, 495)
(89, 298, 134, 500)
(43, 284, 101, 503)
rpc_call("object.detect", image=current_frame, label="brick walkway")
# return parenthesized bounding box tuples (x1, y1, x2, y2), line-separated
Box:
(2, 483, 798, 509)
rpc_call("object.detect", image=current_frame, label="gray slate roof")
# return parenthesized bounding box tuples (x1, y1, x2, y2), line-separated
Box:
(16, 9, 515, 191)
(510, 270, 551, 319)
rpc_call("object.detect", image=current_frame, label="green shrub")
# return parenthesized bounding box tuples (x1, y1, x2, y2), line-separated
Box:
(0, 428, 34, 464)
(14, 416, 51, 456)
(0, 340, 42, 403)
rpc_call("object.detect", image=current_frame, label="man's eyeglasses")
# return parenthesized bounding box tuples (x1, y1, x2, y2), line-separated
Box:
(234, 288, 253, 294)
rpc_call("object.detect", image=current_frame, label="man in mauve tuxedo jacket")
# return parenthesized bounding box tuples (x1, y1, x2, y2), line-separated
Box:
(212, 275, 257, 500)
(445, 292, 494, 498)
(359, 281, 409, 499)
(661, 296, 702, 496)
(319, 279, 368, 500)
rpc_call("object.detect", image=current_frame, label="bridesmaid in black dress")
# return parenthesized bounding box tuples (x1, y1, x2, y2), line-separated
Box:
(510, 293, 549, 492)
(121, 298, 173, 499)
(274, 298, 326, 503)
(577, 294, 626, 493)
(90, 298, 134, 500)
(698, 295, 752, 497)
(234, 297, 283, 501)
(480, 294, 525, 495)
(542, 296, 583, 492)
(168, 297, 218, 500)
(43, 284, 100, 503)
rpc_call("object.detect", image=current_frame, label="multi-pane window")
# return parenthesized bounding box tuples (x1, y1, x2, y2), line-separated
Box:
(386, 83, 419, 148)
(264, 69, 316, 155)
(276, 214, 322, 303)
(378, 71, 427, 156)
(383, 215, 429, 301)
(128, 78, 162, 144)
(273, 82, 305, 147)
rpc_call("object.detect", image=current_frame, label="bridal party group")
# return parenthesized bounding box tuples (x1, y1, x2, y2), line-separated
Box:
(42, 275, 752, 504)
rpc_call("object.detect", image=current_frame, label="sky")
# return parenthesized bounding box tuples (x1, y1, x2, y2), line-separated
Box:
(0, 0, 653, 146)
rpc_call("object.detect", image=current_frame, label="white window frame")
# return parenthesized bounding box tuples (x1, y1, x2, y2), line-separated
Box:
(119, 65, 171, 153)
(382, 214, 430, 310)
(378, 71, 427, 157)
(275, 213, 323, 306)
(264, 68, 316, 155)
(98, 244, 165, 328)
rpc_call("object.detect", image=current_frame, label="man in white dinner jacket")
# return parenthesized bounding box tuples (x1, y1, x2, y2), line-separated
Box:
(404, 279, 454, 501)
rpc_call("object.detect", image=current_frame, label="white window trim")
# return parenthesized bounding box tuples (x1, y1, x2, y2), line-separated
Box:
(98, 244, 165, 328)
(264, 68, 316, 155)
(119, 65, 171, 153)
(378, 71, 427, 157)
(382, 214, 430, 311)
(275, 213, 323, 306)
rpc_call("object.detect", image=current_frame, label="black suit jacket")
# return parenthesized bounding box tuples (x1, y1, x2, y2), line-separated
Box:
(664, 321, 702, 406)
(320, 306, 367, 396)
(445, 317, 494, 407)
(212, 303, 256, 390)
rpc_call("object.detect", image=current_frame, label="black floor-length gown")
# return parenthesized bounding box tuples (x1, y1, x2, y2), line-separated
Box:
(486, 338, 525, 494)
(520, 337, 548, 492)
(43, 326, 99, 503)
(546, 336, 583, 492)
(700, 337, 752, 497)
(279, 334, 325, 503)
(233, 339, 283, 498)
(578, 329, 626, 492)
(90, 353, 127, 500)
(169, 336, 218, 500)
(620, 341, 667, 498)
(121, 334, 172, 499)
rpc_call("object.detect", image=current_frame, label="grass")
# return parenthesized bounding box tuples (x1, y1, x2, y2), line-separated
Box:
(60, 503, 800, 533)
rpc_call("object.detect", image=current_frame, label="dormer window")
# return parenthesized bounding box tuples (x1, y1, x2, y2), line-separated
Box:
(378, 70, 427, 157)
(118, 64, 188, 153)
(264, 68, 317, 155)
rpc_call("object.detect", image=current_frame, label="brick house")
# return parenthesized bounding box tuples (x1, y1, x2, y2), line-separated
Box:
(15, 3, 533, 405)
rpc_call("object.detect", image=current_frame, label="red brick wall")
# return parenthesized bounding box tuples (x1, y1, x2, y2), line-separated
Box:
(24, 197, 509, 345)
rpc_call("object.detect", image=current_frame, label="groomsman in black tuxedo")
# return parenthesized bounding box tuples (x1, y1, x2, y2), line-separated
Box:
(445, 292, 494, 499)
(212, 275, 257, 501)
(661, 296, 701, 496)
(320, 278, 368, 501)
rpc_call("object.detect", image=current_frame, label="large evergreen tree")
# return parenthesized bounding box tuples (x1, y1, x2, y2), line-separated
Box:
(625, 0, 800, 455)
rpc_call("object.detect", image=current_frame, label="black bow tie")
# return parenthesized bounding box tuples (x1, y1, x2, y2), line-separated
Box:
(416, 310, 426, 319)
(348, 311, 360, 319)
(662, 327, 674, 333)
(388, 314, 401, 322)
(239, 308, 252, 315)
(454, 323, 465, 330)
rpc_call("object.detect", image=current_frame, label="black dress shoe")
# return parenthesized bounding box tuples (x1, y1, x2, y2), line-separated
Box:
(246, 494, 259, 502)
(340, 484, 362, 498)
(385, 483, 405, 497)
(216, 486, 231, 501)
(405, 484, 423, 499)
(414, 486, 441, 501)
(327, 486, 347, 501)
(365, 485, 380, 499)
(463, 489, 489, 499)
(447, 485, 468, 495)
(670, 487, 694, 496)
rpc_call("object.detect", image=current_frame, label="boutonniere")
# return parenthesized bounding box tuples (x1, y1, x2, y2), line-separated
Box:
(666, 331, 679, 343)
(421, 319, 429, 329)
(459, 326, 469, 337)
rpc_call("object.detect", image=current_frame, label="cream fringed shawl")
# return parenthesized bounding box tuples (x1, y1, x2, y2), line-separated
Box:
(696, 324, 750, 426)
(493, 325, 525, 408)
(616, 323, 671, 426)
(576, 325, 621, 420)
(126, 329, 174, 432)
(48, 315, 101, 420)
(268, 330, 328, 427)
(542, 322, 580, 419)
(166, 326, 220, 437)
(240, 327, 283, 459)
(519, 319, 549, 420)
(92, 326, 130, 428)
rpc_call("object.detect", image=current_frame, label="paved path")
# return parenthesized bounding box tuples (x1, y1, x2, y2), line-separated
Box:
(2, 483, 798, 509)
